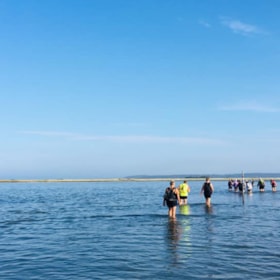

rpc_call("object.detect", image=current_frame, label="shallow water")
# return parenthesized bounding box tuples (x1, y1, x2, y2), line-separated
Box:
(0, 181, 279, 279)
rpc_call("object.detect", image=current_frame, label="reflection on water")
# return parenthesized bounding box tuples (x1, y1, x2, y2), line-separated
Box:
(165, 219, 182, 265)
(204, 204, 214, 235)
(179, 204, 190, 215)
(165, 205, 192, 266)
(204, 204, 213, 214)
(179, 205, 192, 255)
(181, 218, 192, 261)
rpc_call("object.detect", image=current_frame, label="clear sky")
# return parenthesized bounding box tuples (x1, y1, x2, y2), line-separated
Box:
(1, 0, 280, 179)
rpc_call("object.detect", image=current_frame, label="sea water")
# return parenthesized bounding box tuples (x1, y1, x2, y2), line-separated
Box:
(0, 180, 279, 279)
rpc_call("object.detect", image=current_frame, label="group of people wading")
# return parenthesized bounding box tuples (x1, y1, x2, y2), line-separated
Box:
(228, 178, 277, 193)
(163, 178, 214, 218)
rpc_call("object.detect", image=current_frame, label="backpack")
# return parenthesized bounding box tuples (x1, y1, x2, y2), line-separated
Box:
(164, 188, 177, 201)
(259, 180, 265, 187)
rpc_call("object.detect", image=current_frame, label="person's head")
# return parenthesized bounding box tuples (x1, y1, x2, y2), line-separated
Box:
(205, 177, 210, 182)
(170, 180, 175, 187)
(184, 180, 187, 183)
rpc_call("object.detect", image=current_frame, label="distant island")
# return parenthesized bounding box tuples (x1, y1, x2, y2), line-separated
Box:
(0, 172, 279, 183)
(126, 172, 280, 180)
(126, 172, 280, 179)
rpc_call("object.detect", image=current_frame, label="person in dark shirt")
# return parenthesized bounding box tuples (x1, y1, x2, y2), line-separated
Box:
(200, 177, 214, 207)
(163, 180, 181, 218)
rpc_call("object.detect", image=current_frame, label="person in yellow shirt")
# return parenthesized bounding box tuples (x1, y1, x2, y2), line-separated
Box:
(178, 180, 191, 205)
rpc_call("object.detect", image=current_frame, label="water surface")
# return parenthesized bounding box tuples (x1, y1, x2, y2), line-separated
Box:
(0, 181, 279, 279)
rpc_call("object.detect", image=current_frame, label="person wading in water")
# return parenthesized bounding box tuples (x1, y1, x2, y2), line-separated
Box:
(178, 180, 191, 205)
(163, 180, 181, 219)
(200, 177, 214, 207)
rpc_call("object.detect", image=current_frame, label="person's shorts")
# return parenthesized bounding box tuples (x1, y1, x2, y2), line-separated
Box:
(180, 196, 188, 199)
(204, 192, 212, 199)
(167, 200, 178, 208)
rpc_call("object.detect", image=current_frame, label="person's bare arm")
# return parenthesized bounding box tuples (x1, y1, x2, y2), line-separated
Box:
(200, 185, 204, 194)
(176, 189, 181, 205)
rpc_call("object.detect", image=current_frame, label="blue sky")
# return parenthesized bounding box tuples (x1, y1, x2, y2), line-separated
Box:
(1, 0, 280, 178)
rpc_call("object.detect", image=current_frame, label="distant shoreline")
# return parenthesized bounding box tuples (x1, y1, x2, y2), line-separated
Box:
(0, 177, 279, 183)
